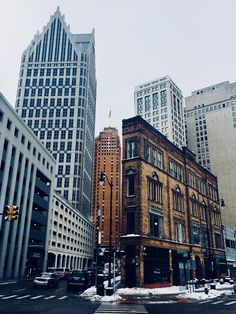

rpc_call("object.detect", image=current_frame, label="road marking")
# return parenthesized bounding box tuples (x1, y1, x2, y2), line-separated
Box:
(225, 301, 236, 306)
(1, 294, 18, 299)
(211, 300, 224, 305)
(94, 304, 148, 313)
(13, 288, 26, 293)
(44, 295, 56, 300)
(199, 300, 212, 304)
(0, 281, 17, 286)
(30, 295, 44, 300)
(16, 295, 31, 300)
(56, 288, 62, 291)
(0, 295, 4, 297)
(58, 296, 68, 300)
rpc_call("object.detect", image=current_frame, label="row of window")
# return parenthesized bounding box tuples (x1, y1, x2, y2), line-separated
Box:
(127, 209, 222, 247)
(126, 138, 217, 199)
(0, 109, 53, 173)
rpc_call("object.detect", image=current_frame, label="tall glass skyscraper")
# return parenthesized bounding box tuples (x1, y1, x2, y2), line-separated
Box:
(15, 8, 96, 218)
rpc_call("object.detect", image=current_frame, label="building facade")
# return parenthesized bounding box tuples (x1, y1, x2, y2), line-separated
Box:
(15, 7, 96, 218)
(223, 226, 236, 279)
(185, 81, 236, 229)
(121, 116, 226, 288)
(134, 75, 185, 148)
(48, 192, 94, 270)
(92, 127, 121, 250)
(0, 93, 55, 279)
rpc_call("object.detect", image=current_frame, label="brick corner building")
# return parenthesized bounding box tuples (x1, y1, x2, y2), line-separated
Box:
(121, 116, 226, 288)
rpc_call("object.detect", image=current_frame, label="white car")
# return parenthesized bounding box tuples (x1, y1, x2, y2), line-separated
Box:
(33, 272, 59, 288)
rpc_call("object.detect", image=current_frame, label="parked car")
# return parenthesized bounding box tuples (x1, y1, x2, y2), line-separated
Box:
(54, 267, 71, 279)
(33, 272, 59, 288)
(67, 270, 90, 291)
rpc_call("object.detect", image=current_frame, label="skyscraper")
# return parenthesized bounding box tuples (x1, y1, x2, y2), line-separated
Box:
(92, 127, 121, 250)
(134, 75, 185, 148)
(15, 8, 96, 218)
(185, 81, 236, 228)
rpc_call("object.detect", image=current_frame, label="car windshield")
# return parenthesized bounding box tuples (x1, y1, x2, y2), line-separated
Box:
(40, 273, 51, 278)
(72, 271, 84, 277)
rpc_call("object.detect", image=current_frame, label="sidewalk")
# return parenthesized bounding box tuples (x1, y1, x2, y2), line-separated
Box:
(80, 282, 235, 303)
(0, 277, 32, 285)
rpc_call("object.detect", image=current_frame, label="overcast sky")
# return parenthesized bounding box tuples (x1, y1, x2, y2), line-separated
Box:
(1, 0, 236, 136)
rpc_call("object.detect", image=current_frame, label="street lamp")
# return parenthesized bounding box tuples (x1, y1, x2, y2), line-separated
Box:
(99, 171, 113, 295)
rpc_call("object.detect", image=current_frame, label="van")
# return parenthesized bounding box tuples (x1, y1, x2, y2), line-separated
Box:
(54, 267, 71, 279)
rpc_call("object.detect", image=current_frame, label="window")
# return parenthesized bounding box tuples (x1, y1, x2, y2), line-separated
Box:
(174, 222, 186, 243)
(127, 212, 135, 234)
(199, 202, 206, 221)
(7, 119, 12, 130)
(148, 173, 162, 203)
(169, 159, 183, 181)
(126, 139, 137, 159)
(192, 222, 200, 244)
(126, 168, 135, 196)
(149, 209, 163, 238)
(173, 186, 184, 212)
(14, 128, 19, 137)
(214, 232, 222, 248)
(190, 194, 199, 217)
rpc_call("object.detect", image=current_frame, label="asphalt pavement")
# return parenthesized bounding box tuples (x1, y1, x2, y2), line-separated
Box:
(0, 279, 236, 314)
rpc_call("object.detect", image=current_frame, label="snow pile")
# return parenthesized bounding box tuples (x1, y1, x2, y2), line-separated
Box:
(180, 289, 233, 300)
(117, 286, 187, 296)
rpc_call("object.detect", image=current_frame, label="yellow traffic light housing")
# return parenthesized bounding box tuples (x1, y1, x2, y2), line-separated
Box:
(3, 205, 11, 221)
(11, 206, 18, 220)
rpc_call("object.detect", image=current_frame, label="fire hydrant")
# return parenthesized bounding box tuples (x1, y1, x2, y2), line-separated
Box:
(204, 283, 209, 294)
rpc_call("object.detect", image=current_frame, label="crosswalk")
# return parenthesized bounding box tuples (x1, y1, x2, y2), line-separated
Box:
(199, 298, 236, 307)
(0, 294, 68, 301)
(94, 304, 148, 314)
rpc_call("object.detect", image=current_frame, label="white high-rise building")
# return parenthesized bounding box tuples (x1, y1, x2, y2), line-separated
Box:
(134, 75, 185, 148)
(185, 81, 236, 229)
(15, 8, 96, 218)
(0, 93, 55, 278)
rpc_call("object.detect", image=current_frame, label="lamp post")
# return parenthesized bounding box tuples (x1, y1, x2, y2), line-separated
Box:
(99, 171, 113, 295)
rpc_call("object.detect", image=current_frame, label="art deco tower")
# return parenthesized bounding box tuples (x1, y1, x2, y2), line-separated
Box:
(15, 8, 96, 218)
(92, 128, 121, 250)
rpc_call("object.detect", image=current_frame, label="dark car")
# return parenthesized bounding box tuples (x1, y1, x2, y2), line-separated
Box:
(67, 270, 90, 291)
(33, 272, 59, 289)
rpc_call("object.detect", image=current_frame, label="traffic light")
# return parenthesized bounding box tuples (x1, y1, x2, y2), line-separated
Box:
(3, 205, 11, 221)
(11, 206, 18, 220)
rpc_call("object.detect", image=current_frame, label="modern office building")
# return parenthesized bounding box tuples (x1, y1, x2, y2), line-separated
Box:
(48, 192, 94, 270)
(0, 92, 56, 279)
(15, 7, 96, 218)
(134, 75, 185, 148)
(120, 116, 226, 287)
(185, 81, 236, 229)
(92, 127, 121, 250)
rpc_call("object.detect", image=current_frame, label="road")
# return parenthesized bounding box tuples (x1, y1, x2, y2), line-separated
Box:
(0, 280, 236, 314)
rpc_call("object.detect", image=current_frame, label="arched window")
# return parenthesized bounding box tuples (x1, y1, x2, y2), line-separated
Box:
(173, 185, 184, 212)
(148, 172, 162, 203)
(190, 194, 198, 217)
(126, 167, 136, 196)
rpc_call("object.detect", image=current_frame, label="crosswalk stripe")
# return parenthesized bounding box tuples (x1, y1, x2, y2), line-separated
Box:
(200, 300, 211, 304)
(211, 300, 224, 305)
(1, 295, 18, 300)
(0, 295, 4, 297)
(16, 295, 31, 300)
(30, 295, 44, 300)
(225, 301, 236, 306)
(44, 295, 56, 300)
(58, 296, 68, 300)
(94, 304, 148, 314)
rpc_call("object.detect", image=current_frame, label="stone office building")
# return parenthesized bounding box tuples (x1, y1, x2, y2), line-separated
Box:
(121, 116, 226, 287)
